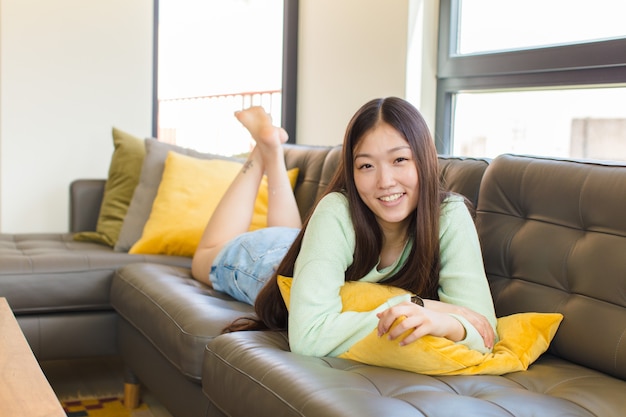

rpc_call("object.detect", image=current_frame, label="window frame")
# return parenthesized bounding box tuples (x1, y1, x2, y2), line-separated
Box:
(435, 0, 626, 154)
(151, 0, 299, 143)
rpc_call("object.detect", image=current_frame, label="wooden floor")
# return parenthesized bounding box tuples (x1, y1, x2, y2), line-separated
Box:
(41, 356, 173, 417)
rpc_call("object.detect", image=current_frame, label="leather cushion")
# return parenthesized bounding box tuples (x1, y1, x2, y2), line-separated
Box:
(0, 233, 190, 314)
(438, 156, 490, 207)
(111, 263, 254, 381)
(205, 330, 626, 417)
(477, 154, 626, 380)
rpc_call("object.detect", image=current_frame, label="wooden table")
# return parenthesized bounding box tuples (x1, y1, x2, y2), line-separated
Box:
(0, 297, 66, 417)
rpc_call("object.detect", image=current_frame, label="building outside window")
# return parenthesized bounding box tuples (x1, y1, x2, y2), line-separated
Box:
(436, 0, 626, 161)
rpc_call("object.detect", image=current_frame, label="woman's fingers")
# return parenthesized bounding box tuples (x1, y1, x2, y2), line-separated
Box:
(377, 302, 465, 344)
(455, 306, 495, 348)
(377, 302, 429, 339)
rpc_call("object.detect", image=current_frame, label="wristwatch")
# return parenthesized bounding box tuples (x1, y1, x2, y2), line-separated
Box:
(410, 294, 424, 307)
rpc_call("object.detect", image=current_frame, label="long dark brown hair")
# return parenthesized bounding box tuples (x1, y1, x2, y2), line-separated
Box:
(225, 97, 448, 333)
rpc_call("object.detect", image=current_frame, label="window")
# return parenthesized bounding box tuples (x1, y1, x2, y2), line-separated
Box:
(436, 0, 626, 161)
(457, 0, 626, 54)
(154, 0, 298, 155)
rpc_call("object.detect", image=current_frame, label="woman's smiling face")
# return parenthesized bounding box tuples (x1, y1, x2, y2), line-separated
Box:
(353, 122, 419, 233)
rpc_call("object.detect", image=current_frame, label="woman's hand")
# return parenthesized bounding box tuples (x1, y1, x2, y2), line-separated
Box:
(376, 302, 465, 346)
(423, 300, 495, 349)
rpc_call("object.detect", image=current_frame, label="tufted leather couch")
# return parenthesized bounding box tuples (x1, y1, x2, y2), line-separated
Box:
(1, 144, 625, 417)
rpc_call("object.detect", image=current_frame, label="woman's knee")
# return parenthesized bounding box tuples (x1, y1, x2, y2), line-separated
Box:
(191, 248, 217, 286)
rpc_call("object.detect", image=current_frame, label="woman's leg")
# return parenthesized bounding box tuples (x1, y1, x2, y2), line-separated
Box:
(237, 108, 302, 230)
(191, 107, 301, 285)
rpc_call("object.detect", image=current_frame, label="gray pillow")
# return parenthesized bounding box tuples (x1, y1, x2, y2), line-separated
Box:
(114, 138, 243, 252)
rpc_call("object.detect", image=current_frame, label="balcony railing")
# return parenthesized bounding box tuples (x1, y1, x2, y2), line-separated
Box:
(157, 90, 282, 156)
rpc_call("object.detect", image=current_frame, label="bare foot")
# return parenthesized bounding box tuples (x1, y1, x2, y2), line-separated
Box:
(235, 107, 288, 149)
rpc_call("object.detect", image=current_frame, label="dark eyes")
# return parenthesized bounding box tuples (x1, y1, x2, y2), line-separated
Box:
(356, 158, 410, 170)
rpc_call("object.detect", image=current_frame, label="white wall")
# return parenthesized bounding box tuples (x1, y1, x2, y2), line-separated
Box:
(296, 0, 438, 146)
(0, 0, 153, 232)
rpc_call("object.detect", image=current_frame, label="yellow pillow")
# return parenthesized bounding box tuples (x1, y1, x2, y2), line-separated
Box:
(129, 152, 299, 257)
(277, 276, 563, 376)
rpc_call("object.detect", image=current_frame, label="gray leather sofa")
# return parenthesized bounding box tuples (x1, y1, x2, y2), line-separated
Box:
(1, 144, 625, 417)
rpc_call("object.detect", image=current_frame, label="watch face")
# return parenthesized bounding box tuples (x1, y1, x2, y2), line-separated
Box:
(411, 295, 424, 307)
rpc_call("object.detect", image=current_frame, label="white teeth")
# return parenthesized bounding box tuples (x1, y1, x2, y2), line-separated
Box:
(380, 193, 402, 202)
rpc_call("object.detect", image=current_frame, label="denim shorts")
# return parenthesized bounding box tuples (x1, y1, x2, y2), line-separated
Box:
(209, 227, 300, 305)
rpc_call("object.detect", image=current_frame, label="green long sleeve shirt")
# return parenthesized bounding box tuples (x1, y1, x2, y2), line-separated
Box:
(289, 192, 497, 358)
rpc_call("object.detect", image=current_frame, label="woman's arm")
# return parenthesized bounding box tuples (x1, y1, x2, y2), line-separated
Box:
(436, 197, 497, 351)
(378, 197, 497, 353)
(288, 193, 408, 357)
(424, 299, 495, 349)
(376, 301, 467, 345)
